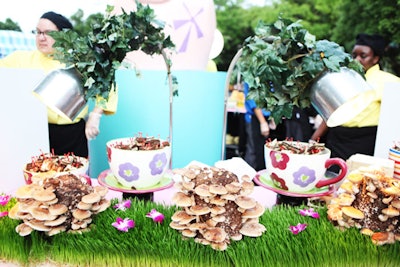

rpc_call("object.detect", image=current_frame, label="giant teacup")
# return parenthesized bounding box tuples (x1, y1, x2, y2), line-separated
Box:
(264, 141, 347, 193)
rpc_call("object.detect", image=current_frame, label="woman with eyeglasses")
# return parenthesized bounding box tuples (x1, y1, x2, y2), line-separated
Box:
(0, 12, 115, 158)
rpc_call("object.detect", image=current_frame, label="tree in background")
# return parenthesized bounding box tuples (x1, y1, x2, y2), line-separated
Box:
(0, 18, 21, 31)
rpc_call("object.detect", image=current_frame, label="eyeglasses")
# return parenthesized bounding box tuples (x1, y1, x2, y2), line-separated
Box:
(32, 30, 54, 37)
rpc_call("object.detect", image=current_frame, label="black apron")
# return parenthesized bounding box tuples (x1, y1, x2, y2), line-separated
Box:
(48, 119, 88, 157)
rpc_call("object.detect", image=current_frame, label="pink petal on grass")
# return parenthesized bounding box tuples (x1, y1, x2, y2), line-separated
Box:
(113, 199, 132, 211)
(289, 223, 307, 235)
(0, 211, 8, 217)
(112, 217, 135, 232)
(0, 194, 10, 206)
(299, 208, 320, 219)
(146, 209, 165, 223)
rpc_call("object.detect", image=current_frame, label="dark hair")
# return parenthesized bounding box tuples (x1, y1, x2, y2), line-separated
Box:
(355, 33, 388, 57)
(40, 11, 73, 30)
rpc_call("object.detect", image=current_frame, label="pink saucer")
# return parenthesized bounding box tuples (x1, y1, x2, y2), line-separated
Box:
(253, 169, 335, 197)
(98, 169, 174, 194)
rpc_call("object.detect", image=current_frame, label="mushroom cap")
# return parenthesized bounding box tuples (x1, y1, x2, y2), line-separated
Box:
(44, 215, 68, 227)
(188, 222, 208, 231)
(382, 186, 400, 196)
(190, 205, 211, 215)
(81, 192, 101, 204)
(32, 189, 56, 202)
(211, 242, 228, 251)
(172, 192, 193, 207)
(25, 219, 51, 232)
(47, 225, 67, 236)
(225, 182, 242, 194)
(240, 181, 255, 195)
(182, 229, 197, 238)
(194, 184, 212, 197)
(239, 222, 266, 237)
(203, 228, 227, 243)
(77, 201, 93, 210)
(211, 215, 226, 223)
(210, 206, 226, 215)
(73, 209, 92, 220)
(31, 207, 57, 221)
(209, 184, 228, 195)
(15, 223, 33, 236)
(48, 204, 68, 216)
(94, 186, 108, 197)
(235, 196, 256, 210)
(169, 221, 188, 230)
(93, 199, 110, 213)
(209, 196, 226, 206)
(171, 210, 195, 224)
(15, 184, 37, 199)
(8, 203, 21, 219)
(342, 206, 365, 219)
(382, 206, 400, 217)
(241, 202, 265, 218)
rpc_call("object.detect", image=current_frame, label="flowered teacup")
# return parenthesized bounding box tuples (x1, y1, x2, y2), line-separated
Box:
(106, 138, 171, 189)
(264, 142, 347, 193)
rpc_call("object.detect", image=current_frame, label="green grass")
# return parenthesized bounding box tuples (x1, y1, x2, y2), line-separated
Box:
(1, 198, 399, 267)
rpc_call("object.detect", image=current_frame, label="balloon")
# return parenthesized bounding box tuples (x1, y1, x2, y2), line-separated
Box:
(209, 29, 224, 60)
(112, 0, 217, 71)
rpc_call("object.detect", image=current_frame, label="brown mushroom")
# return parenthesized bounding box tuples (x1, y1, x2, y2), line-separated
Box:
(239, 222, 266, 237)
(47, 225, 67, 236)
(209, 184, 228, 195)
(15, 223, 33, 236)
(81, 192, 101, 204)
(203, 228, 227, 243)
(44, 215, 68, 227)
(194, 184, 212, 197)
(32, 189, 56, 202)
(382, 206, 400, 217)
(241, 203, 265, 218)
(31, 207, 57, 221)
(172, 192, 193, 207)
(342, 206, 364, 219)
(94, 186, 108, 197)
(73, 209, 91, 221)
(48, 203, 68, 216)
(25, 219, 51, 232)
(171, 210, 196, 225)
(235, 196, 256, 210)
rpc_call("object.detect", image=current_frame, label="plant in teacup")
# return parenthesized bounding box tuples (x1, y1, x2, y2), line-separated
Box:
(106, 134, 171, 189)
(264, 140, 347, 193)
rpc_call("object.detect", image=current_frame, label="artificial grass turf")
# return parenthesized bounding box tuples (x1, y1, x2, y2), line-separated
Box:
(1, 198, 399, 267)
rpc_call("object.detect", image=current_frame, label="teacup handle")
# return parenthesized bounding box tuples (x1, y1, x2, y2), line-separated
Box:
(315, 158, 347, 188)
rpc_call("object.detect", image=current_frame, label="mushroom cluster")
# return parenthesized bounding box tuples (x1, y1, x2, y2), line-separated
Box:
(170, 165, 266, 251)
(9, 173, 110, 236)
(327, 167, 400, 245)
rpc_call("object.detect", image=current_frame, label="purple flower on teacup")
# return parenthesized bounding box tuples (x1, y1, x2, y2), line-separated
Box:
(293, 167, 316, 187)
(118, 163, 140, 182)
(270, 151, 289, 170)
(270, 173, 288, 190)
(149, 152, 167, 175)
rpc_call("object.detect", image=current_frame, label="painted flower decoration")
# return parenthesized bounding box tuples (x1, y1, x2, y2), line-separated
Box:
(293, 167, 316, 187)
(289, 223, 307, 235)
(270, 151, 289, 170)
(0, 211, 8, 217)
(299, 208, 320, 219)
(112, 217, 135, 232)
(149, 153, 167, 176)
(118, 162, 140, 182)
(146, 209, 165, 223)
(270, 173, 288, 190)
(107, 146, 112, 162)
(114, 199, 132, 211)
(0, 194, 10, 206)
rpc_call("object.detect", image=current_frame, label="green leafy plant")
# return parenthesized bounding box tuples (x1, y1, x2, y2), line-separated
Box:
(237, 17, 364, 124)
(50, 1, 177, 102)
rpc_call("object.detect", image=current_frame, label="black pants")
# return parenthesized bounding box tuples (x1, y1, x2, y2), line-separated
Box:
(48, 119, 88, 157)
(326, 125, 377, 173)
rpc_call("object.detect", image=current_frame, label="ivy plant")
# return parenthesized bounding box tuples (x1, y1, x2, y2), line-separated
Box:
(238, 17, 364, 125)
(50, 1, 176, 102)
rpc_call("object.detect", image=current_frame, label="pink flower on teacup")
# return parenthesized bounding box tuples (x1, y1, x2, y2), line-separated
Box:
(107, 146, 112, 162)
(293, 166, 316, 187)
(118, 162, 140, 182)
(270, 151, 289, 170)
(149, 152, 168, 175)
(270, 173, 288, 190)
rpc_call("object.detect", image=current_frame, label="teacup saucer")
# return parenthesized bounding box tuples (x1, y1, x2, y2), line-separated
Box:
(97, 169, 174, 194)
(253, 169, 335, 197)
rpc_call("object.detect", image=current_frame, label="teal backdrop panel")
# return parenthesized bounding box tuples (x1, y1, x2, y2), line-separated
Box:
(88, 70, 227, 178)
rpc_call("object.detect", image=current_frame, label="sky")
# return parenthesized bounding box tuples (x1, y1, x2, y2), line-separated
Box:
(0, 0, 269, 33)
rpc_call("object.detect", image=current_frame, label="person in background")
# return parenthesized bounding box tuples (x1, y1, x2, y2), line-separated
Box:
(0, 11, 115, 157)
(311, 33, 400, 161)
(242, 82, 285, 171)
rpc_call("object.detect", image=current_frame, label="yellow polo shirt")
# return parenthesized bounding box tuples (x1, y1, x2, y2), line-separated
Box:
(342, 64, 400, 127)
(0, 50, 117, 124)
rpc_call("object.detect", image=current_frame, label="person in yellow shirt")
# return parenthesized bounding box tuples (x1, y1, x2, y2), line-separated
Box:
(0, 11, 114, 157)
(311, 33, 400, 161)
